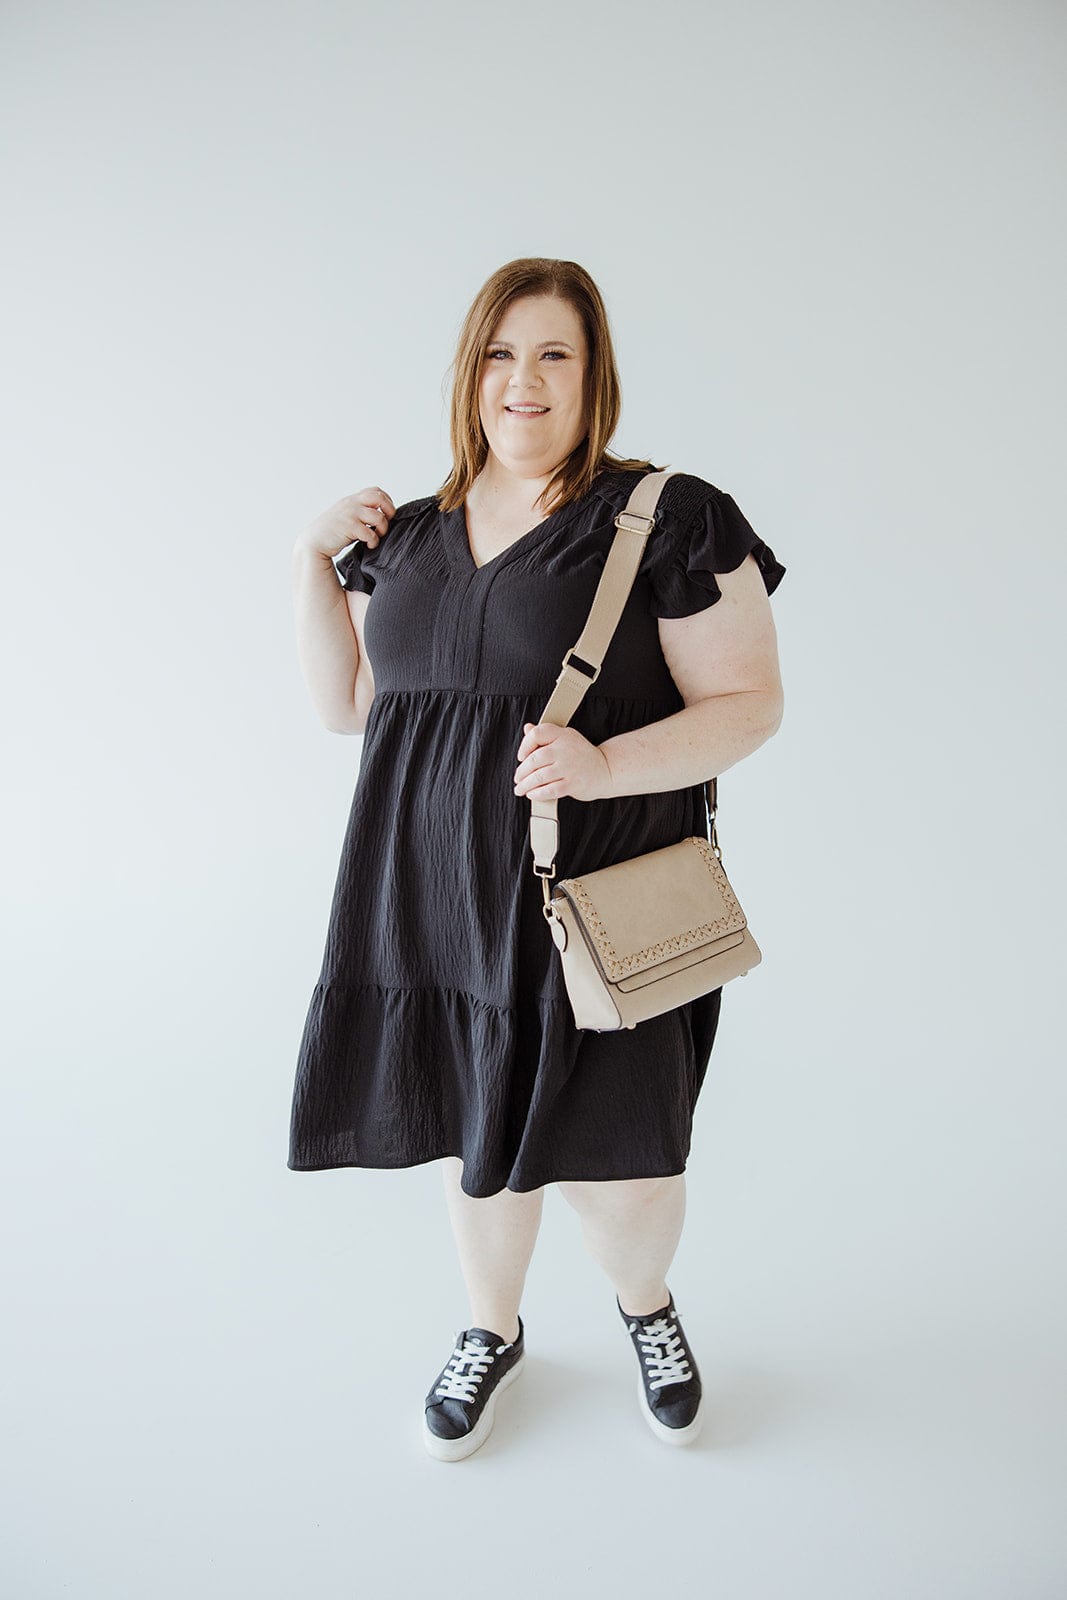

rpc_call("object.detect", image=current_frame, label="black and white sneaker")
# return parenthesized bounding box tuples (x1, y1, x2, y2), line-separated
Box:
(617, 1291, 704, 1445)
(422, 1316, 526, 1461)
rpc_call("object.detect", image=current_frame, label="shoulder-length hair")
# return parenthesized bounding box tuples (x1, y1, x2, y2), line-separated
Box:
(435, 258, 659, 516)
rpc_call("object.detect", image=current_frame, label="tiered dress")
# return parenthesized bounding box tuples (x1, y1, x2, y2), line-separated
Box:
(287, 465, 786, 1198)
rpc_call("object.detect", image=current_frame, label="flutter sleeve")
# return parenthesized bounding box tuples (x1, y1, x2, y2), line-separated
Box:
(644, 478, 787, 619)
(332, 538, 381, 595)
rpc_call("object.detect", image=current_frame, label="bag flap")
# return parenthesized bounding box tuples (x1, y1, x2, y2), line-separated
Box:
(556, 835, 747, 984)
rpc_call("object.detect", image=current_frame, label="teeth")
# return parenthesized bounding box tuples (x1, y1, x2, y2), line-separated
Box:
(508, 406, 547, 413)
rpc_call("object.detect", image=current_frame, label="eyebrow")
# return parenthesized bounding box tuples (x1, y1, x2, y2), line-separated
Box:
(486, 339, 575, 350)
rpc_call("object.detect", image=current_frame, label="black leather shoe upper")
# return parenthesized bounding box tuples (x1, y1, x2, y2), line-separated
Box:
(424, 1315, 525, 1439)
(617, 1293, 702, 1428)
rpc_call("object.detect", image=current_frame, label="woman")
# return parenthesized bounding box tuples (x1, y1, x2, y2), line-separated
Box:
(288, 258, 786, 1462)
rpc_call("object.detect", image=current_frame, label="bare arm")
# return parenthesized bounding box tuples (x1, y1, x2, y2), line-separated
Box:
(597, 554, 785, 796)
(291, 488, 394, 735)
(513, 553, 784, 806)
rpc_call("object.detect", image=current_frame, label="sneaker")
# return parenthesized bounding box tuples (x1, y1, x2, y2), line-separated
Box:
(616, 1291, 704, 1445)
(422, 1315, 526, 1461)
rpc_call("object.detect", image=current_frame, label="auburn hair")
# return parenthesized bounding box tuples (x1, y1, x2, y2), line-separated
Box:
(435, 257, 661, 517)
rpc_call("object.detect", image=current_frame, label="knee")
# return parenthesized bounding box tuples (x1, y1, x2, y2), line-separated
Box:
(558, 1174, 679, 1214)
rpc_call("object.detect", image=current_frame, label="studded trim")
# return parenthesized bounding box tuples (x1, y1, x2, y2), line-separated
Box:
(559, 836, 745, 983)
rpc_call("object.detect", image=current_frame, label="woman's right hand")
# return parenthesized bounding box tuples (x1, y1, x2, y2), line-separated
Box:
(299, 486, 397, 559)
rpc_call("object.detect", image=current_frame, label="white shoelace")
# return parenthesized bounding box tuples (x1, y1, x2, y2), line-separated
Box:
(434, 1331, 511, 1403)
(630, 1311, 693, 1390)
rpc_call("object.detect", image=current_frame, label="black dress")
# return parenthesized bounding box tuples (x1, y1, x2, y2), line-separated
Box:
(287, 466, 786, 1198)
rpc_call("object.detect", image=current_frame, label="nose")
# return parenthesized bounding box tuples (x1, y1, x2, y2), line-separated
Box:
(508, 354, 544, 390)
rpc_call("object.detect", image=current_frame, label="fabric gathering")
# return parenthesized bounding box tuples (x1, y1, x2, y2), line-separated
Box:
(287, 465, 787, 1199)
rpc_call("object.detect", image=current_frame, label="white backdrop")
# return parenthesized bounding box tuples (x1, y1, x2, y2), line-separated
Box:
(2, 1, 1064, 1595)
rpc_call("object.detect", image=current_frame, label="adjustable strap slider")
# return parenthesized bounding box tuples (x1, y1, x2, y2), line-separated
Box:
(614, 509, 656, 535)
(560, 647, 600, 682)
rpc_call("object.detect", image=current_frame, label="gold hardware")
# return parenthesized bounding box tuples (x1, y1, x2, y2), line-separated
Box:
(614, 510, 656, 535)
(543, 901, 568, 951)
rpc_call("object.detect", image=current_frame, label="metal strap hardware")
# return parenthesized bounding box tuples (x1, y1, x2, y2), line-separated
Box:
(560, 648, 599, 682)
(527, 468, 721, 891)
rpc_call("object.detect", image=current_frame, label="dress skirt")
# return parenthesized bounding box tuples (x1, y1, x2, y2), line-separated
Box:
(287, 466, 786, 1198)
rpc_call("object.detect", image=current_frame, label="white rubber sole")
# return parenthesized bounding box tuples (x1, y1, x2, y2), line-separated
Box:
(422, 1351, 526, 1462)
(636, 1372, 705, 1446)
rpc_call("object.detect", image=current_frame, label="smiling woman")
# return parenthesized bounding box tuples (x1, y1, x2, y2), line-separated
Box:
(470, 294, 592, 530)
(286, 256, 787, 1460)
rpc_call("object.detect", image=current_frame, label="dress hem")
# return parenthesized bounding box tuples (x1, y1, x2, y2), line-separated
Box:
(286, 1149, 689, 1197)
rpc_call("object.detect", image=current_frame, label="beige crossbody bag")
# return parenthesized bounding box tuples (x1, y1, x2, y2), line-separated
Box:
(528, 468, 763, 1031)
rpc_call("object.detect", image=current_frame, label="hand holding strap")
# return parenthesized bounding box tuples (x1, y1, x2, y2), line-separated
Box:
(527, 468, 719, 904)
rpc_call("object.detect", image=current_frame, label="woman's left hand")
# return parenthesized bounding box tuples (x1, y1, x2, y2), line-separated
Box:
(513, 721, 613, 804)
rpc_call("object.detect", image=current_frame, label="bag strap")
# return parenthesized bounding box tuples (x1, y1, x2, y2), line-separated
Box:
(527, 468, 720, 906)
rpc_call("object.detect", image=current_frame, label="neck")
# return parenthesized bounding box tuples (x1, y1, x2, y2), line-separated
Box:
(470, 456, 560, 515)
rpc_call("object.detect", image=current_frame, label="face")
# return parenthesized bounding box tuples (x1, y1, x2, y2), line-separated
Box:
(477, 294, 589, 481)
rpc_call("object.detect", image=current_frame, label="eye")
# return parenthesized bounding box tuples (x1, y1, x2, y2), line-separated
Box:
(486, 349, 568, 360)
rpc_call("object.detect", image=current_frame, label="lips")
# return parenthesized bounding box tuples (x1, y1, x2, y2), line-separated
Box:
(505, 405, 549, 413)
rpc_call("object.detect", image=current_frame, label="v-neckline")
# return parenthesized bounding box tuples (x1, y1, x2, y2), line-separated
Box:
(460, 504, 550, 574)
(447, 472, 615, 578)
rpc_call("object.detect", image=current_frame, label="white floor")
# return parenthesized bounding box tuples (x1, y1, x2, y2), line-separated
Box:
(5, 1094, 1064, 1600)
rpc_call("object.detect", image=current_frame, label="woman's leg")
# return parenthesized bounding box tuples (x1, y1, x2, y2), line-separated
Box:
(440, 1157, 545, 1343)
(556, 1174, 686, 1315)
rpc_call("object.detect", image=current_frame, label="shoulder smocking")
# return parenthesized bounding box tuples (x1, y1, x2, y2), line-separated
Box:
(332, 494, 438, 594)
(639, 472, 787, 618)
